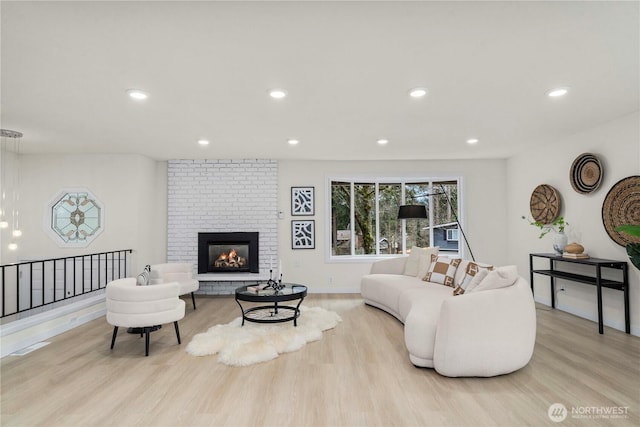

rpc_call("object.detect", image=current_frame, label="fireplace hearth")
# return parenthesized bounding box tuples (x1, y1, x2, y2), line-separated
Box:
(198, 232, 259, 274)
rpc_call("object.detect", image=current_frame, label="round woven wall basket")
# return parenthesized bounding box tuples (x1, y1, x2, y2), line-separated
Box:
(530, 184, 561, 224)
(570, 153, 603, 194)
(601, 175, 640, 246)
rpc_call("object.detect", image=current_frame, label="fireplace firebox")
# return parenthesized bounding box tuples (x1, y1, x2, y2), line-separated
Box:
(198, 232, 259, 274)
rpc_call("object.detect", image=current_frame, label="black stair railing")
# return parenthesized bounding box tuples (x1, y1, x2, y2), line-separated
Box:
(0, 249, 133, 318)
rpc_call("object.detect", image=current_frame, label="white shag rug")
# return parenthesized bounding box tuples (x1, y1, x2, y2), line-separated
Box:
(186, 306, 341, 366)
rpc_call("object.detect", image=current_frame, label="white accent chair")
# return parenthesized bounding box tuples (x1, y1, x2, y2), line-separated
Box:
(106, 278, 185, 356)
(149, 263, 199, 310)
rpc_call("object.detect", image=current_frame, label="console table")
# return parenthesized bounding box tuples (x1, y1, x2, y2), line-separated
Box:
(529, 253, 629, 334)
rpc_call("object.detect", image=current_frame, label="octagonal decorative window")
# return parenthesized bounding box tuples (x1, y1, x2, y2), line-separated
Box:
(45, 188, 104, 247)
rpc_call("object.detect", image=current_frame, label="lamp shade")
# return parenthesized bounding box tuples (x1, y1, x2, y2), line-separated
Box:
(397, 205, 427, 219)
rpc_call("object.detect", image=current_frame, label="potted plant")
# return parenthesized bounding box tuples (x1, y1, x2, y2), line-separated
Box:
(615, 224, 640, 270)
(522, 216, 569, 255)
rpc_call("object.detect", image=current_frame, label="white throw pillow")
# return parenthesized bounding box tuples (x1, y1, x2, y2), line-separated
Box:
(403, 246, 423, 276)
(416, 247, 439, 278)
(469, 265, 519, 293)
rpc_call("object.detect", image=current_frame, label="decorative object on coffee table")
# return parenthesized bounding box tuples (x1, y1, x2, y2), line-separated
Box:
(263, 268, 285, 291)
(602, 175, 640, 246)
(292, 220, 315, 249)
(529, 184, 561, 224)
(291, 186, 314, 216)
(570, 153, 603, 194)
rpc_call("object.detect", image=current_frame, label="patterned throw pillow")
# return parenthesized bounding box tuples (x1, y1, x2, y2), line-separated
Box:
(423, 255, 461, 287)
(136, 265, 151, 286)
(453, 262, 494, 296)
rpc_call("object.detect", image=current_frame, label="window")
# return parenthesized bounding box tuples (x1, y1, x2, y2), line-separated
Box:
(329, 177, 461, 258)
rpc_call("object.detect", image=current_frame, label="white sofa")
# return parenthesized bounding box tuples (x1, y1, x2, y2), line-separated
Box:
(361, 256, 536, 377)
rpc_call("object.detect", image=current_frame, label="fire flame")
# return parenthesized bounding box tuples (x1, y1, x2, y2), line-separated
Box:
(214, 248, 246, 269)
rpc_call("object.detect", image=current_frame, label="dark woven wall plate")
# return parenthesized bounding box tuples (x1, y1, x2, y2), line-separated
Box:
(530, 184, 561, 224)
(602, 175, 640, 246)
(570, 153, 603, 194)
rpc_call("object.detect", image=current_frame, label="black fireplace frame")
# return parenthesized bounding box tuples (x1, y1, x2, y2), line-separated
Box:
(198, 232, 259, 274)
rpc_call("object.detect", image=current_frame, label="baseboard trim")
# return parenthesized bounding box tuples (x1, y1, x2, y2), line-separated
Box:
(0, 295, 107, 358)
(534, 296, 638, 336)
(309, 287, 360, 294)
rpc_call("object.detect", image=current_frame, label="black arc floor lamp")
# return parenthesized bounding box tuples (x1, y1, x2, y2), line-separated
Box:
(397, 186, 476, 262)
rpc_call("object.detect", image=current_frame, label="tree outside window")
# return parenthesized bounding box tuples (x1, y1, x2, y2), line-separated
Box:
(330, 178, 460, 257)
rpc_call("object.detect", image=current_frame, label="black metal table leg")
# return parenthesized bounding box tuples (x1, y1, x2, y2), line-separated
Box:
(550, 259, 556, 308)
(623, 264, 630, 334)
(596, 266, 604, 334)
(235, 298, 246, 326)
(529, 254, 534, 294)
(293, 296, 305, 327)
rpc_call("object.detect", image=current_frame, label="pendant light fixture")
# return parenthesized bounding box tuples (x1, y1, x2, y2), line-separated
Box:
(0, 129, 23, 251)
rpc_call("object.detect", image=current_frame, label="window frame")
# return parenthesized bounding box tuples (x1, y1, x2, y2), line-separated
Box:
(446, 228, 459, 242)
(325, 175, 465, 263)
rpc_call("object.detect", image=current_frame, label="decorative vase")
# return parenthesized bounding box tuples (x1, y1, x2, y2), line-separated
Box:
(553, 232, 568, 255)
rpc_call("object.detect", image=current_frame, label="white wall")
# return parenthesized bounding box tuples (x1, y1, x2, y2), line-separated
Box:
(0, 153, 167, 355)
(278, 159, 508, 292)
(0, 153, 167, 272)
(507, 112, 640, 335)
(0, 150, 19, 259)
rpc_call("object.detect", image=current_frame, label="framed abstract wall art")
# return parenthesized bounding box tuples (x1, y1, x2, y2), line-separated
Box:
(291, 186, 314, 216)
(291, 220, 315, 249)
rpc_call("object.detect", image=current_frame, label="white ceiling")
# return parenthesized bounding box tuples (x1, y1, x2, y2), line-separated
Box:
(1, 1, 638, 161)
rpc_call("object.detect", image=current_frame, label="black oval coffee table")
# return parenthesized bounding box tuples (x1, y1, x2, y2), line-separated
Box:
(235, 283, 307, 327)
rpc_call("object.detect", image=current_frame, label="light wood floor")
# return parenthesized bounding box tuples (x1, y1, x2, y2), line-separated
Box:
(1, 294, 639, 427)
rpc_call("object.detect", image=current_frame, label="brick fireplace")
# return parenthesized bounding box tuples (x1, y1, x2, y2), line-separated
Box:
(167, 159, 277, 295)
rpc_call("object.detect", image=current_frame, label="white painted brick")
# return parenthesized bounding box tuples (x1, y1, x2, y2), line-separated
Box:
(167, 159, 278, 276)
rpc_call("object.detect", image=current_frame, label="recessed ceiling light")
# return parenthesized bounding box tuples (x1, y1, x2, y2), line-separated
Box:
(197, 139, 210, 146)
(7, 242, 17, 251)
(287, 139, 299, 145)
(409, 88, 427, 98)
(269, 89, 287, 99)
(466, 138, 479, 144)
(377, 139, 389, 145)
(547, 87, 569, 98)
(126, 89, 149, 100)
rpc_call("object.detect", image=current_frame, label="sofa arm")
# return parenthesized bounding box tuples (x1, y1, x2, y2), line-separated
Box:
(369, 257, 408, 275)
(433, 278, 536, 377)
